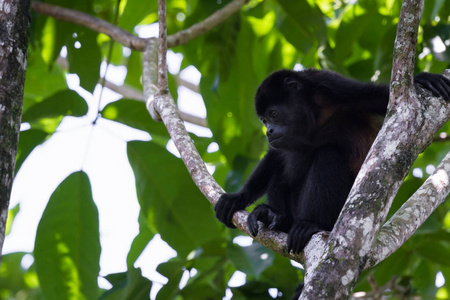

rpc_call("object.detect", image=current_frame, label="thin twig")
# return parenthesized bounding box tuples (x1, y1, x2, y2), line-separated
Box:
(166, 0, 249, 47)
(31, 0, 249, 50)
(157, 0, 169, 94)
(31, 2, 146, 51)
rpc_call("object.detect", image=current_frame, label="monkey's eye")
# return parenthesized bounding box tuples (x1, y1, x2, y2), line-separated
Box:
(260, 117, 267, 125)
(269, 110, 278, 119)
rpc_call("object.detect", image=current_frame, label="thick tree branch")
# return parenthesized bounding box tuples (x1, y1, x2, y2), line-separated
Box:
(0, 0, 30, 262)
(31, 0, 249, 51)
(366, 148, 450, 269)
(389, 0, 423, 108)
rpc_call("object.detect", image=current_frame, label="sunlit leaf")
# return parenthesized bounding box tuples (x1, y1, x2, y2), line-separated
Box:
(34, 171, 100, 300)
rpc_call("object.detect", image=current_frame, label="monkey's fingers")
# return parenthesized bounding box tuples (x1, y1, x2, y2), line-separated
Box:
(288, 221, 321, 253)
(247, 204, 271, 236)
(247, 213, 260, 236)
(434, 77, 450, 100)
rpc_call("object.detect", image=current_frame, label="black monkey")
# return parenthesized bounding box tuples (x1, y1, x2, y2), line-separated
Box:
(215, 69, 450, 255)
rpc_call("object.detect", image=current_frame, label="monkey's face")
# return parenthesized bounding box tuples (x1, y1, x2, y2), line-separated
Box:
(258, 103, 315, 150)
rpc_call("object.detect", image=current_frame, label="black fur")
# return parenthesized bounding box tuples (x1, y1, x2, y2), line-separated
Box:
(215, 69, 450, 297)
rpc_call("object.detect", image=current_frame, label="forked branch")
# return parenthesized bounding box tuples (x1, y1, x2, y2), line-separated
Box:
(31, 0, 249, 50)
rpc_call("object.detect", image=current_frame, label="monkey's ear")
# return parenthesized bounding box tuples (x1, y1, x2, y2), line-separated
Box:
(284, 77, 302, 91)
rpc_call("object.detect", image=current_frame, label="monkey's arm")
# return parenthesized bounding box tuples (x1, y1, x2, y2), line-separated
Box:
(214, 150, 279, 228)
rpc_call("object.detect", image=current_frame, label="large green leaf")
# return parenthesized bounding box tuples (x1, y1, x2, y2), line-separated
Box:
(127, 141, 223, 256)
(34, 171, 100, 300)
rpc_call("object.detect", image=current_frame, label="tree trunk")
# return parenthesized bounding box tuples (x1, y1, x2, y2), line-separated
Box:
(0, 0, 30, 263)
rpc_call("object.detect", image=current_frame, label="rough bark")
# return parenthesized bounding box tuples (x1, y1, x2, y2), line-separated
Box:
(0, 0, 30, 262)
(366, 146, 450, 269)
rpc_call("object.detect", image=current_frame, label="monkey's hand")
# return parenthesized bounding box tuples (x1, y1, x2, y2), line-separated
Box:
(287, 220, 322, 254)
(414, 72, 450, 100)
(248, 204, 290, 236)
(214, 193, 247, 228)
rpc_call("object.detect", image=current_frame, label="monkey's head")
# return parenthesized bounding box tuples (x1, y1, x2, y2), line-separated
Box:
(255, 70, 320, 150)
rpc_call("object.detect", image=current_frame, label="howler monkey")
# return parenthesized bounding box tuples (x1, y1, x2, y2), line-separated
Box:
(215, 69, 450, 255)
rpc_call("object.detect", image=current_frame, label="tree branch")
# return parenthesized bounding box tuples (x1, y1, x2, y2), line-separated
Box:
(389, 0, 423, 107)
(31, 0, 249, 50)
(366, 132, 450, 269)
(166, 0, 249, 47)
(0, 0, 30, 262)
(143, 39, 161, 121)
(31, 2, 147, 51)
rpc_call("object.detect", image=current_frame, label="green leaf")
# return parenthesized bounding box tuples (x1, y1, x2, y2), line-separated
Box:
(0, 252, 38, 294)
(155, 260, 185, 300)
(5, 204, 20, 236)
(22, 89, 88, 124)
(412, 259, 438, 296)
(119, 0, 157, 32)
(335, 13, 374, 62)
(226, 242, 274, 279)
(127, 141, 223, 256)
(417, 240, 450, 267)
(23, 48, 67, 108)
(124, 51, 143, 89)
(15, 129, 48, 174)
(200, 18, 266, 164)
(126, 212, 155, 267)
(67, 27, 101, 92)
(100, 267, 152, 300)
(102, 100, 170, 140)
(276, 0, 326, 46)
(372, 248, 411, 286)
(261, 254, 301, 295)
(34, 171, 100, 300)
